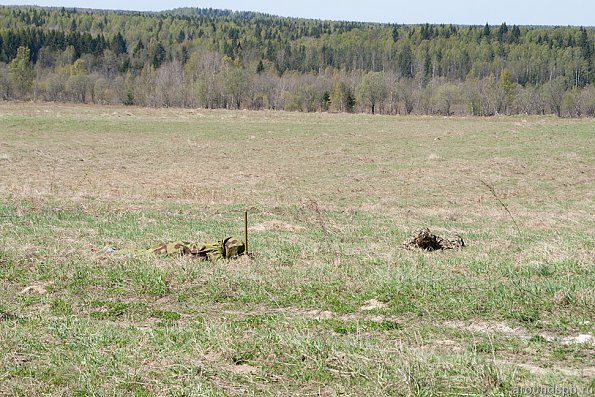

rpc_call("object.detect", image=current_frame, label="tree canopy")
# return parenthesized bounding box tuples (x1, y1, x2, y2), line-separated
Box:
(0, 6, 593, 116)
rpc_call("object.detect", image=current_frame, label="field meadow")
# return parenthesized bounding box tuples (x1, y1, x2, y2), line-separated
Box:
(0, 102, 593, 396)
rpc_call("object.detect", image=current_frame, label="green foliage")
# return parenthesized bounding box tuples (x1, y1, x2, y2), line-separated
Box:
(319, 319, 402, 334)
(542, 76, 567, 116)
(256, 59, 265, 74)
(561, 88, 579, 117)
(50, 298, 73, 316)
(8, 46, 33, 96)
(90, 301, 130, 320)
(330, 81, 354, 112)
(356, 72, 388, 114)
(150, 309, 182, 321)
(499, 69, 514, 112)
(219, 57, 251, 109)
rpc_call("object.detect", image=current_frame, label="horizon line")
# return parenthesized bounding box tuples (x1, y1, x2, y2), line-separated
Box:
(1, 4, 593, 28)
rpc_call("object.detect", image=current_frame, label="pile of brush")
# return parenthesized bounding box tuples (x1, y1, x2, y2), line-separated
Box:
(404, 228, 465, 251)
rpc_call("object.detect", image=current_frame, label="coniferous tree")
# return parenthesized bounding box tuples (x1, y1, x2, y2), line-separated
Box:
(0, 6, 592, 116)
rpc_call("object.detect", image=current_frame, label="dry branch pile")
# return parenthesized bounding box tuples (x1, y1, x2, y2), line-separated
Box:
(404, 228, 465, 251)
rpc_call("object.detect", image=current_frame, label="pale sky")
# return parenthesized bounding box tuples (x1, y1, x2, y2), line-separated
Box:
(0, 0, 594, 26)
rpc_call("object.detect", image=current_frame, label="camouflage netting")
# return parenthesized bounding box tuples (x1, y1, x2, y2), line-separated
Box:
(149, 237, 245, 260)
(103, 237, 245, 261)
(404, 228, 465, 251)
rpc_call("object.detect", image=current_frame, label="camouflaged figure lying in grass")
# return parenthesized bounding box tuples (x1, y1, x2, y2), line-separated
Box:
(148, 237, 245, 261)
(104, 237, 245, 261)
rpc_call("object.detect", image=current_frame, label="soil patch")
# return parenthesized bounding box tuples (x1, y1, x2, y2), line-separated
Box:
(250, 220, 306, 233)
(359, 299, 388, 311)
(19, 282, 49, 295)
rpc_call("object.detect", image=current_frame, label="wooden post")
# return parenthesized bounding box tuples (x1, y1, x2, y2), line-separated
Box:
(244, 210, 248, 255)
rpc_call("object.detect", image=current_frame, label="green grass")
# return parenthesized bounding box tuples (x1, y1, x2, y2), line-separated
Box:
(0, 103, 593, 395)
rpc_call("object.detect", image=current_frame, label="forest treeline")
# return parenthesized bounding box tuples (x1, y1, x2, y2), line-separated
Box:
(0, 6, 594, 116)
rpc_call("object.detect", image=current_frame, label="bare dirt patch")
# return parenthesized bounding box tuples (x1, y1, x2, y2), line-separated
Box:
(498, 359, 595, 378)
(204, 351, 258, 375)
(220, 306, 405, 323)
(359, 299, 388, 311)
(445, 320, 531, 338)
(203, 351, 225, 364)
(428, 339, 466, 353)
(19, 282, 49, 295)
(226, 363, 258, 375)
(561, 334, 594, 345)
(6, 352, 33, 365)
(250, 220, 306, 233)
(443, 320, 559, 342)
(217, 305, 588, 346)
(446, 320, 595, 347)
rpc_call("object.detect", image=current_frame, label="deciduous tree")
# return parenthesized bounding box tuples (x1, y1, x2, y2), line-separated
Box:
(8, 46, 34, 97)
(542, 76, 566, 116)
(499, 69, 514, 113)
(219, 57, 251, 109)
(330, 81, 354, 113)
(356, 72, 387, 114)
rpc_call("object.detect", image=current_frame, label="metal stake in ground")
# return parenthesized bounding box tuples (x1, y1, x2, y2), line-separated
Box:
(244, 210, 249, 255)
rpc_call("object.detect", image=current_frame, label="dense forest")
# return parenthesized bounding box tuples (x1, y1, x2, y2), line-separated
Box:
(0, 6, 594, 116)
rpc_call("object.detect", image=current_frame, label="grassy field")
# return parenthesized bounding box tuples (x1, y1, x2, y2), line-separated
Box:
(0, 102, 593, 396)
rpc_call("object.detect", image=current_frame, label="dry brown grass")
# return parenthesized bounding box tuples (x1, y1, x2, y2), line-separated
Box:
(0, 102, 593, 395)
(2, 103, 592, 225)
